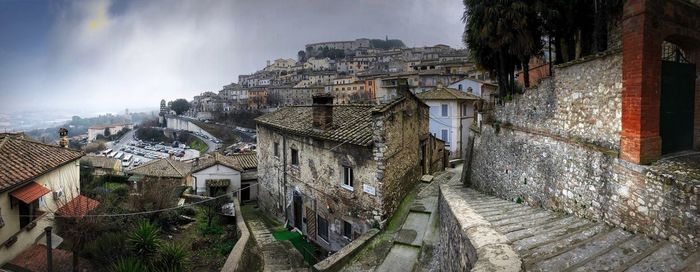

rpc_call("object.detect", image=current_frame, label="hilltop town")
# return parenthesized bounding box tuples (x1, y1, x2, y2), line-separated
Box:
(1, 1, 699, 272)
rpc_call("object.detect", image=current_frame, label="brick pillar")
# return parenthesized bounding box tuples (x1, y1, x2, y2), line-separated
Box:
(620, 0, 663, 164)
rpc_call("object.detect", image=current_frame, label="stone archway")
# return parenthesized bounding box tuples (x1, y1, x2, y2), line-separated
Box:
(620, 0, 700, 164)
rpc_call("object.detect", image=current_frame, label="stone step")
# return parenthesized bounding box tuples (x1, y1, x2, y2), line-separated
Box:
(476, 203, 528, 216)
(569, 234, 656, 272)
(491, 211, 552, 227)
(264, 264, 292, 272)
(520, 224, 607, 260)
(525, 228, 633, 272)
(623, 242, 691, 272)
(505, 217, 587, 242)
(513, 222, 596, 252)
(681, 251, 700, 272)
(497, 214, 569, 234)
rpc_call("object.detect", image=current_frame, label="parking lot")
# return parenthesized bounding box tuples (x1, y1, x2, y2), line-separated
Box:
(106, 129, 204, 170)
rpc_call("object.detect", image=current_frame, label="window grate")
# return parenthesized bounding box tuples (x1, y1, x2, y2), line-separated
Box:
(662, 41, 691, 63)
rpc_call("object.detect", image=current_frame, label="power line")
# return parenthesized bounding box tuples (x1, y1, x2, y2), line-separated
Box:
(21, 184, 256, 218)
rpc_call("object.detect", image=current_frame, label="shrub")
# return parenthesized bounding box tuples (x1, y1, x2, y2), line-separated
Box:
(85, 232, 130, 267)
(109, 258, 146, 272)
(216, 240, 235, 256)
(157, 243, 189, 272)
(127, 220, 162, 260)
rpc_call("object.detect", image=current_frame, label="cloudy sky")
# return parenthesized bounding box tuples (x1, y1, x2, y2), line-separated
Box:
(0, 0, 466, 114)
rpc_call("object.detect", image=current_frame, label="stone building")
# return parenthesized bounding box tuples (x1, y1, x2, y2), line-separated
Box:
(467, 0, 700, 250)
(255, 85, 440, 253)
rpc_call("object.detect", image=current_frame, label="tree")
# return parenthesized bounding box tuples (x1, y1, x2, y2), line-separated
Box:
(170, 99, 191, 115)
(200, 192, 228, 228)
(297, 50, 306, 62)
(104, 127, 112, 137)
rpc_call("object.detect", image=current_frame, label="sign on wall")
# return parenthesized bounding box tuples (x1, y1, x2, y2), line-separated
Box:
(363, 184, 376, 196)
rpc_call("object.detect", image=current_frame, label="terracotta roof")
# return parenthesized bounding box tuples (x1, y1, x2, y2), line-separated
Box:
(56, 195, 100, 217)
(231, 152, 258, 170)
(0, 134, 83, 192)
(256, 104, 376, 146)
(127, 158, 192, 178)
(417, 87, 481, 101)
(192, 153, 244, 173)
(81, 155, 120, 169)
(10, 182, 51, 204)
(6, 245, 92, 272)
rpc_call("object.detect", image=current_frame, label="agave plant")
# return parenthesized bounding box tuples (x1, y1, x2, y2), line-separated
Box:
(156, 242, 189, 272)
(127, 220, 162, 260)
(109, 258, 146, 272)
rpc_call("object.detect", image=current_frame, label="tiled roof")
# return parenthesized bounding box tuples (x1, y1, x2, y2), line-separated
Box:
(256, 104, 376, 146)
(231, 152, 258, 170)
(56, 195, 100, 217)
(0, 134, 83, 192)
(417, 87, 481, 101)
(127, 159, 192, 178)
(192, 153, 244, 173)
(81, 156, 120, 169)
(7, 245, 92, 272)
(10, 182, 51, 204)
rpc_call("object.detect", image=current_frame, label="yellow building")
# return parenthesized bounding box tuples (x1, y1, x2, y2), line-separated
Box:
(0, 133, 94, 267)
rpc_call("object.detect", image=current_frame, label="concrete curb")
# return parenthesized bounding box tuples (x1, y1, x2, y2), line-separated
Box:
(439, 184, 522, 271)
(221, 199, 250, 272)
(312, 228, 380, 272)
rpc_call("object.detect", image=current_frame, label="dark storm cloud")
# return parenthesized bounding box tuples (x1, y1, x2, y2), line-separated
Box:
(0, 0, 465, 113)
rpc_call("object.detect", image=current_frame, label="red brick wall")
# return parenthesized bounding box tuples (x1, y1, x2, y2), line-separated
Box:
(620, 0, 700, 164)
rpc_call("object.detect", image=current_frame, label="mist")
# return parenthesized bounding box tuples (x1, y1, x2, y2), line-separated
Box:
(0, 0, 465, 114)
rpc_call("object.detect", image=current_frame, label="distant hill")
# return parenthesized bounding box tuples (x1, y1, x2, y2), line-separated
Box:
(369, 39, 406, 50)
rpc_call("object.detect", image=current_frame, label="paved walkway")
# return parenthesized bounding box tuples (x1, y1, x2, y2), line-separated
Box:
(247, 218, 307, 272)
(450, 184, 699, 271)
(376, 167, 459, 272)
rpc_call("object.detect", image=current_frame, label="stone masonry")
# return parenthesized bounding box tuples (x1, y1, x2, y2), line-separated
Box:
(470, 50, 699, 248)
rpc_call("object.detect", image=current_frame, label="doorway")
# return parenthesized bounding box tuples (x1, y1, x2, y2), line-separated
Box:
(660, 42, 696, 154)
(293, 192, 303, 230)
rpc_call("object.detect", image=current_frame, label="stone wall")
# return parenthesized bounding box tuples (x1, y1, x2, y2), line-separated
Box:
(494, 51, 622, 150)
(469, 51, 698, 248)
(372, 96, 430, 217)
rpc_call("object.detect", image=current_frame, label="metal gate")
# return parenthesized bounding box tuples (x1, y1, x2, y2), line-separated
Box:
(660, 60, 696, 154)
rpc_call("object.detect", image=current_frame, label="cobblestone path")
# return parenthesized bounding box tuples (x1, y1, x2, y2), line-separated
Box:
(455, 187, 699, 271)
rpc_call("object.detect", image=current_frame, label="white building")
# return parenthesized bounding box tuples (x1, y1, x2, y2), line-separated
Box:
(448, 77, 498, 100)
(87, 123, 133, 142)
(191, 153, 258, 202)
(417, 87, 480, 159)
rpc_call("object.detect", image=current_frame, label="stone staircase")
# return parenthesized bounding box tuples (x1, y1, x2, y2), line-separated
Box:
(247, 219, 307, 272)
(459, 189, 699, 271)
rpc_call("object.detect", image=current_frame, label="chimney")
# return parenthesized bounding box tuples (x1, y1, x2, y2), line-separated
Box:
(58, 128, 68, 148)
(397, 78, 411, 98)
(312, 94, 334, 130)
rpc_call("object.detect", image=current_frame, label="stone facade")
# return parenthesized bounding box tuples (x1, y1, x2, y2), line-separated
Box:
(256, 90, 435, 252)
(469, 50, 699, 248)
(494, 51, 622, 150)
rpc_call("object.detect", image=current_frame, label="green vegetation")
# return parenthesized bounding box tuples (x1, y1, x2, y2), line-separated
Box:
(170, 99, 191, 115)
(462, 0, 622, 96)
(189, 138, 208, 155)
(191, 119, 242, 146)
(369, 38, 406, 49)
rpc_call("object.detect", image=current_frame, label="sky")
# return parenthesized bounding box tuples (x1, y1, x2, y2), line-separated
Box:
(0, 0, 466, 115)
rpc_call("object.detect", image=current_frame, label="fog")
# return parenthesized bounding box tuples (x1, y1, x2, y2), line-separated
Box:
(0, 0, 465, 114)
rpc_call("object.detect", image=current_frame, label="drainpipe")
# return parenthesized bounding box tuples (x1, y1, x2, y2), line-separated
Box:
(45, 226, 52, 272)
(282, 135, 288, 225)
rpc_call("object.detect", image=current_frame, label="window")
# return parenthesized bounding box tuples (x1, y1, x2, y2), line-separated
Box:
(273, 142, 279, 157)
(441, 104, 448, 117)
(18, 200, 42, 229)
(342, 220, 352, 240)
(318, 215, 329, 242)
(291, 148, 299, 166)
(441, 129, 449, 144)
(342, 166, 354, 190)
(462, 104, 468, 116)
